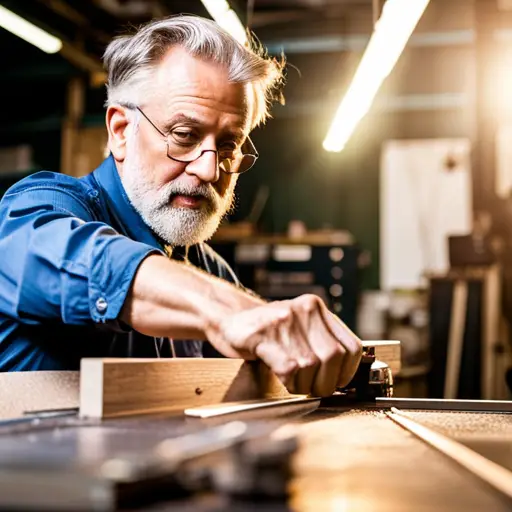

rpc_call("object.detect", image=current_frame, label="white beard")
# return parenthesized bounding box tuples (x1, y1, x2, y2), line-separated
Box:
(120, 139, 235, 247)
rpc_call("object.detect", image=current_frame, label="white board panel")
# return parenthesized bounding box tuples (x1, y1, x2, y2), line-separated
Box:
(380, 139, 472, 290)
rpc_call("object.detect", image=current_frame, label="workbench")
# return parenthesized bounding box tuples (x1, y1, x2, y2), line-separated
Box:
(1, 398, 512, 510)
(1, 352, 511, 511)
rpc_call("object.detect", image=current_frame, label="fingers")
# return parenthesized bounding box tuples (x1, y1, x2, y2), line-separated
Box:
(319, 306, 363, 387)
(289, 294, 362, 396)
(290, 295, 343, 396)
(281, 314, 319, 395)
(213, 293, 362, 398)
(255, 336, 298, 391)
(257, 302, 319, 394)
(308, 307, 345, 396)
(212, 303, 302, 391)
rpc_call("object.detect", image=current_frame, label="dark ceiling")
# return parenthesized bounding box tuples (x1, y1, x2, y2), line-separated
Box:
(0, 0, 374, 75)
(0, 0, 376, 139)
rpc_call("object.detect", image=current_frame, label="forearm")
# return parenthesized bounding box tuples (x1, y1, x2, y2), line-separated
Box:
(120, 254, 264, 343)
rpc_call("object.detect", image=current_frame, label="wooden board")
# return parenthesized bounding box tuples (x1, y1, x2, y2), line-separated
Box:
(0, 372, 79, 420)
(79, 358, 290, 419)
(79, 340, 401, 419)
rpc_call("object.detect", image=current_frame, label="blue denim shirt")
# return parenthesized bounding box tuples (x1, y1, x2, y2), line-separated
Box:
(0, 155, 239, 371)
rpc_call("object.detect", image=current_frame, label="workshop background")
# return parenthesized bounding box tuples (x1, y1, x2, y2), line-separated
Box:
(0, 0, 511, 400)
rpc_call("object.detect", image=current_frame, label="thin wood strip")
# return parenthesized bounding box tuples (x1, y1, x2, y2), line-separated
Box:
(184, 396, 320, 418)
(387, 408, 512, 500)
(444, 280, 468, 399)
(483, 265, 500, 399)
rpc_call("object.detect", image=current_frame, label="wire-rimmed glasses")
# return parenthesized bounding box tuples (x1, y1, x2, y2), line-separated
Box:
(127, 105, 259, 174)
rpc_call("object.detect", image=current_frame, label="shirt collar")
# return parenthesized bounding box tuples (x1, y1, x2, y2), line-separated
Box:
(92, 154, 163, 249)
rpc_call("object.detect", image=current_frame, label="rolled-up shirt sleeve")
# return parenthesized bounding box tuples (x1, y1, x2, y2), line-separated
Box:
(0, 185, 161, 327)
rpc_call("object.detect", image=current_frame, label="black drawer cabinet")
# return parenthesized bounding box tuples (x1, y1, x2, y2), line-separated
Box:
(211, 241, 362, 333)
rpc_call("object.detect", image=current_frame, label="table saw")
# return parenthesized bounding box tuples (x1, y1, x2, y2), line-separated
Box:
(0, 341, 511, 512)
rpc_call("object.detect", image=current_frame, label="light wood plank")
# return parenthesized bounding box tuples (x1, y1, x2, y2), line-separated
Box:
(79, 340, 401, 419)
(184, 396, 320, 418)
(79, 358, 289, 419)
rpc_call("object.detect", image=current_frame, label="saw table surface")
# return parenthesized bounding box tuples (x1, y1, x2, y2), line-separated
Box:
(289, 407, 512, 512)
(402, 410, 512, 477)
(0, 406, 511, 511)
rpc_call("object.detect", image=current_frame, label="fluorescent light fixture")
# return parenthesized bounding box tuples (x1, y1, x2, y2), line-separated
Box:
(0, 5, 62, 54)
(201, 0, 248, 45)
(323, 0, 430, 152)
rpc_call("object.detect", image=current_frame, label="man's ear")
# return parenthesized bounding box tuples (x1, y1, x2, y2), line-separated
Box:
(106, 105, 130, 162)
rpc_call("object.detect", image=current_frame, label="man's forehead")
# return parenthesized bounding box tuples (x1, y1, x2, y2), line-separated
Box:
(152, 47, 254, 129)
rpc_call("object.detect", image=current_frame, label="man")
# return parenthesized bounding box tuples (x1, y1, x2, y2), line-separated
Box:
(0, 15, 361, 396)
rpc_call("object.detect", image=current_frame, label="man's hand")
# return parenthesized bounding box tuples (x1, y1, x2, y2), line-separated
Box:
(122, 256, 361, 396)
(206, 294, 363, 397)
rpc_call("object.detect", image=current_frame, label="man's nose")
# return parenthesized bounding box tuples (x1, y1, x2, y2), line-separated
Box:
(184, 150, 220, 183)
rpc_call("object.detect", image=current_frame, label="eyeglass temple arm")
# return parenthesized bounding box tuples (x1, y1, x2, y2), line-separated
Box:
(135, 106, 167, 137)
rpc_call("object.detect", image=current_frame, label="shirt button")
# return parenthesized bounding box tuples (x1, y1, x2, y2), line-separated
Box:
(89, 189, 100, 202)
(95, 297, 108, 313)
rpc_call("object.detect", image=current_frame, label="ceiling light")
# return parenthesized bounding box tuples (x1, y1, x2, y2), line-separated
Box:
(201, 0, 248, 45)
(323, 0, 430, 153)
(0, 5, 62, 54)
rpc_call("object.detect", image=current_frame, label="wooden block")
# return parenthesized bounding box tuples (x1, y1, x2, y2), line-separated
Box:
(79, 341, 401, 419)
(0, 371, 79, 420)
(79, 358, 290, 419)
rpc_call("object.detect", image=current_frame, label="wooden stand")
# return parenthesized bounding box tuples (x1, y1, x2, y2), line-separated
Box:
(427, 265, 508, 400)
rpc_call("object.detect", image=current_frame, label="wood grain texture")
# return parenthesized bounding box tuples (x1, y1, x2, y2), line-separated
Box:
(0, 371, 79, 420)
(79, 358, 290, 419)
(79, 340, 401, 419)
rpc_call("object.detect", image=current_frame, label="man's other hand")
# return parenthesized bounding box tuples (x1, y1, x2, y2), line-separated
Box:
(206, 294, 363, 397)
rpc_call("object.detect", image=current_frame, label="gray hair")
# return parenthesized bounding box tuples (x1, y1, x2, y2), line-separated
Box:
(103, 14, 285, 127)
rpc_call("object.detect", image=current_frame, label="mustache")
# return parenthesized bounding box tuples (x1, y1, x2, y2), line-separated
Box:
(157, 182, 218, 207)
